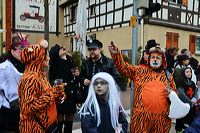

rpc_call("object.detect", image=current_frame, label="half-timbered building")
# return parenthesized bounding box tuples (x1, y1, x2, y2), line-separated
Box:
(60, 0, 200, 59)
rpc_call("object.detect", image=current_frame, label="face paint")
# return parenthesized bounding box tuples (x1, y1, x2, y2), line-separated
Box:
(149, 53, 162, 69)
(150, 60, 162, 68)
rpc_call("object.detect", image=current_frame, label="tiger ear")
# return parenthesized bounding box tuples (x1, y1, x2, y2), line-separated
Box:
(39, 40, 48, 48)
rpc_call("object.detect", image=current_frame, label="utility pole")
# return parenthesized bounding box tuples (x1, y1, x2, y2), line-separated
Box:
(130, 0, 138, 116)
(44, 0, 49, 43)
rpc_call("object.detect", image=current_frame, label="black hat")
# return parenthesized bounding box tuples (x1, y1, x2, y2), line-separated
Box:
(177, 54, 190, 61)
(145, 39, 157, 51)
(86, 39, 103, 49)
(49, 44, 60, 58)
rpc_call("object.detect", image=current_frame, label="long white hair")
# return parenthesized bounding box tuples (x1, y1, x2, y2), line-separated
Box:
(78, 72, 127, 129)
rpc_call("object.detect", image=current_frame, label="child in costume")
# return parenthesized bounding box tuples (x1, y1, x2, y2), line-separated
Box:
(108, 42, 176, 133)
(18, 40, 65, 133)
(175, 67, 198, 132)
(79, 72, 128, 133)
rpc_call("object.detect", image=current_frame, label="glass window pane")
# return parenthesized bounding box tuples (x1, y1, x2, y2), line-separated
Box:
(196, 37, 200, 52)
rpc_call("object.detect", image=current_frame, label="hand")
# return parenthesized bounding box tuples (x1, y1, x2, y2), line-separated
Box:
(115, 125, 122, 133)
(191, 98, 197, 106)
(108, 41, 118, 54)
(165, 87, 172, 97)
(84, 79, 90, 86)
(53, 83, 67, 98)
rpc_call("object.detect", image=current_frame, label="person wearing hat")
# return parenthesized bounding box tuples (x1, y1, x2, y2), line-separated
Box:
(174, 54, 196, 84)
(140, 39, 160, 65)
(145, 39, 159, 51)
(80, 39, 121, 100)
(108, 43, 177, 133)
(0, 33, 29, 133)
(181, 48, 199, 75)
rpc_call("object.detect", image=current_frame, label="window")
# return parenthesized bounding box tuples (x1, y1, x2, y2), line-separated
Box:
(70, 5, 77, 22)
(182, 0, 188, 6)
(166, 32, 179, 48)
(168, 0, 188, 6)
(169, 0, 182, 4)
(189, 35, 196, 54)
(196, 37, 200, 54)
(90, 5, 96, 16)
(189, 35, 200, 55)
(190, 35, 200, 54)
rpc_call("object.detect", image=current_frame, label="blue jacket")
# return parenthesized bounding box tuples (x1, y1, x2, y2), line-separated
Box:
(184, 115, 200, 133)
(81, 99, 128, 133)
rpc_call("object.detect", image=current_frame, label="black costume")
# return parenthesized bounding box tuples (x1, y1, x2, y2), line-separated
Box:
(49, 44, 80, 133)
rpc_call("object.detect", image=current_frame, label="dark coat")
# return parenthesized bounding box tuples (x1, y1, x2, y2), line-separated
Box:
(81, 98, 128, 133)
(165, 52, 175, 74)
(80, 55, 121, 100)
(49, 45, 78, 114)
(190, 57, 199, 73)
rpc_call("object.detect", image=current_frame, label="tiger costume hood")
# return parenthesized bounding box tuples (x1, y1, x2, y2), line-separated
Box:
(21, 40, 48, 71)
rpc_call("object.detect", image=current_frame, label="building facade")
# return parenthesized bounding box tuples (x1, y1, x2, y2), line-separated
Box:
(1, 0, 200, 60)
(61, 0, 200, 60)
(0, 0, 67, 55)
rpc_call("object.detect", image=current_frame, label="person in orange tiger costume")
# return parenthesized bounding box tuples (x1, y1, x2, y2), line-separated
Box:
(108, 42, 176, 133)
(18, 40, 65, 133)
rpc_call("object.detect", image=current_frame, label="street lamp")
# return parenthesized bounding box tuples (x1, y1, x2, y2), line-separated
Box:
(137, 1, 161, 51)
(137, 0, 161, 17)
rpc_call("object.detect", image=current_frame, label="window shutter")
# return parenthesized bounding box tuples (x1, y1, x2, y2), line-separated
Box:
(174, 33, 179, 48)
(166, 32, 172, 48)
(182, 0, 188, 6)
(166, 32, 179, 48)
(189, 35, 196, 54)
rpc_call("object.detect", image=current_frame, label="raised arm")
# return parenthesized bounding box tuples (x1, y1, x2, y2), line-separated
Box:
(108, 42, 137, 80)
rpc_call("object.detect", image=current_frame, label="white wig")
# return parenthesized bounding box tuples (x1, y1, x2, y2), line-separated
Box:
(78, 72, 127, 129)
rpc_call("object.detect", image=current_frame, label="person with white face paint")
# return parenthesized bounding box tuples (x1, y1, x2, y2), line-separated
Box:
(108, 42, 177, 133)
(149, 53, 163, 69)
(79, 72, 128, 133)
